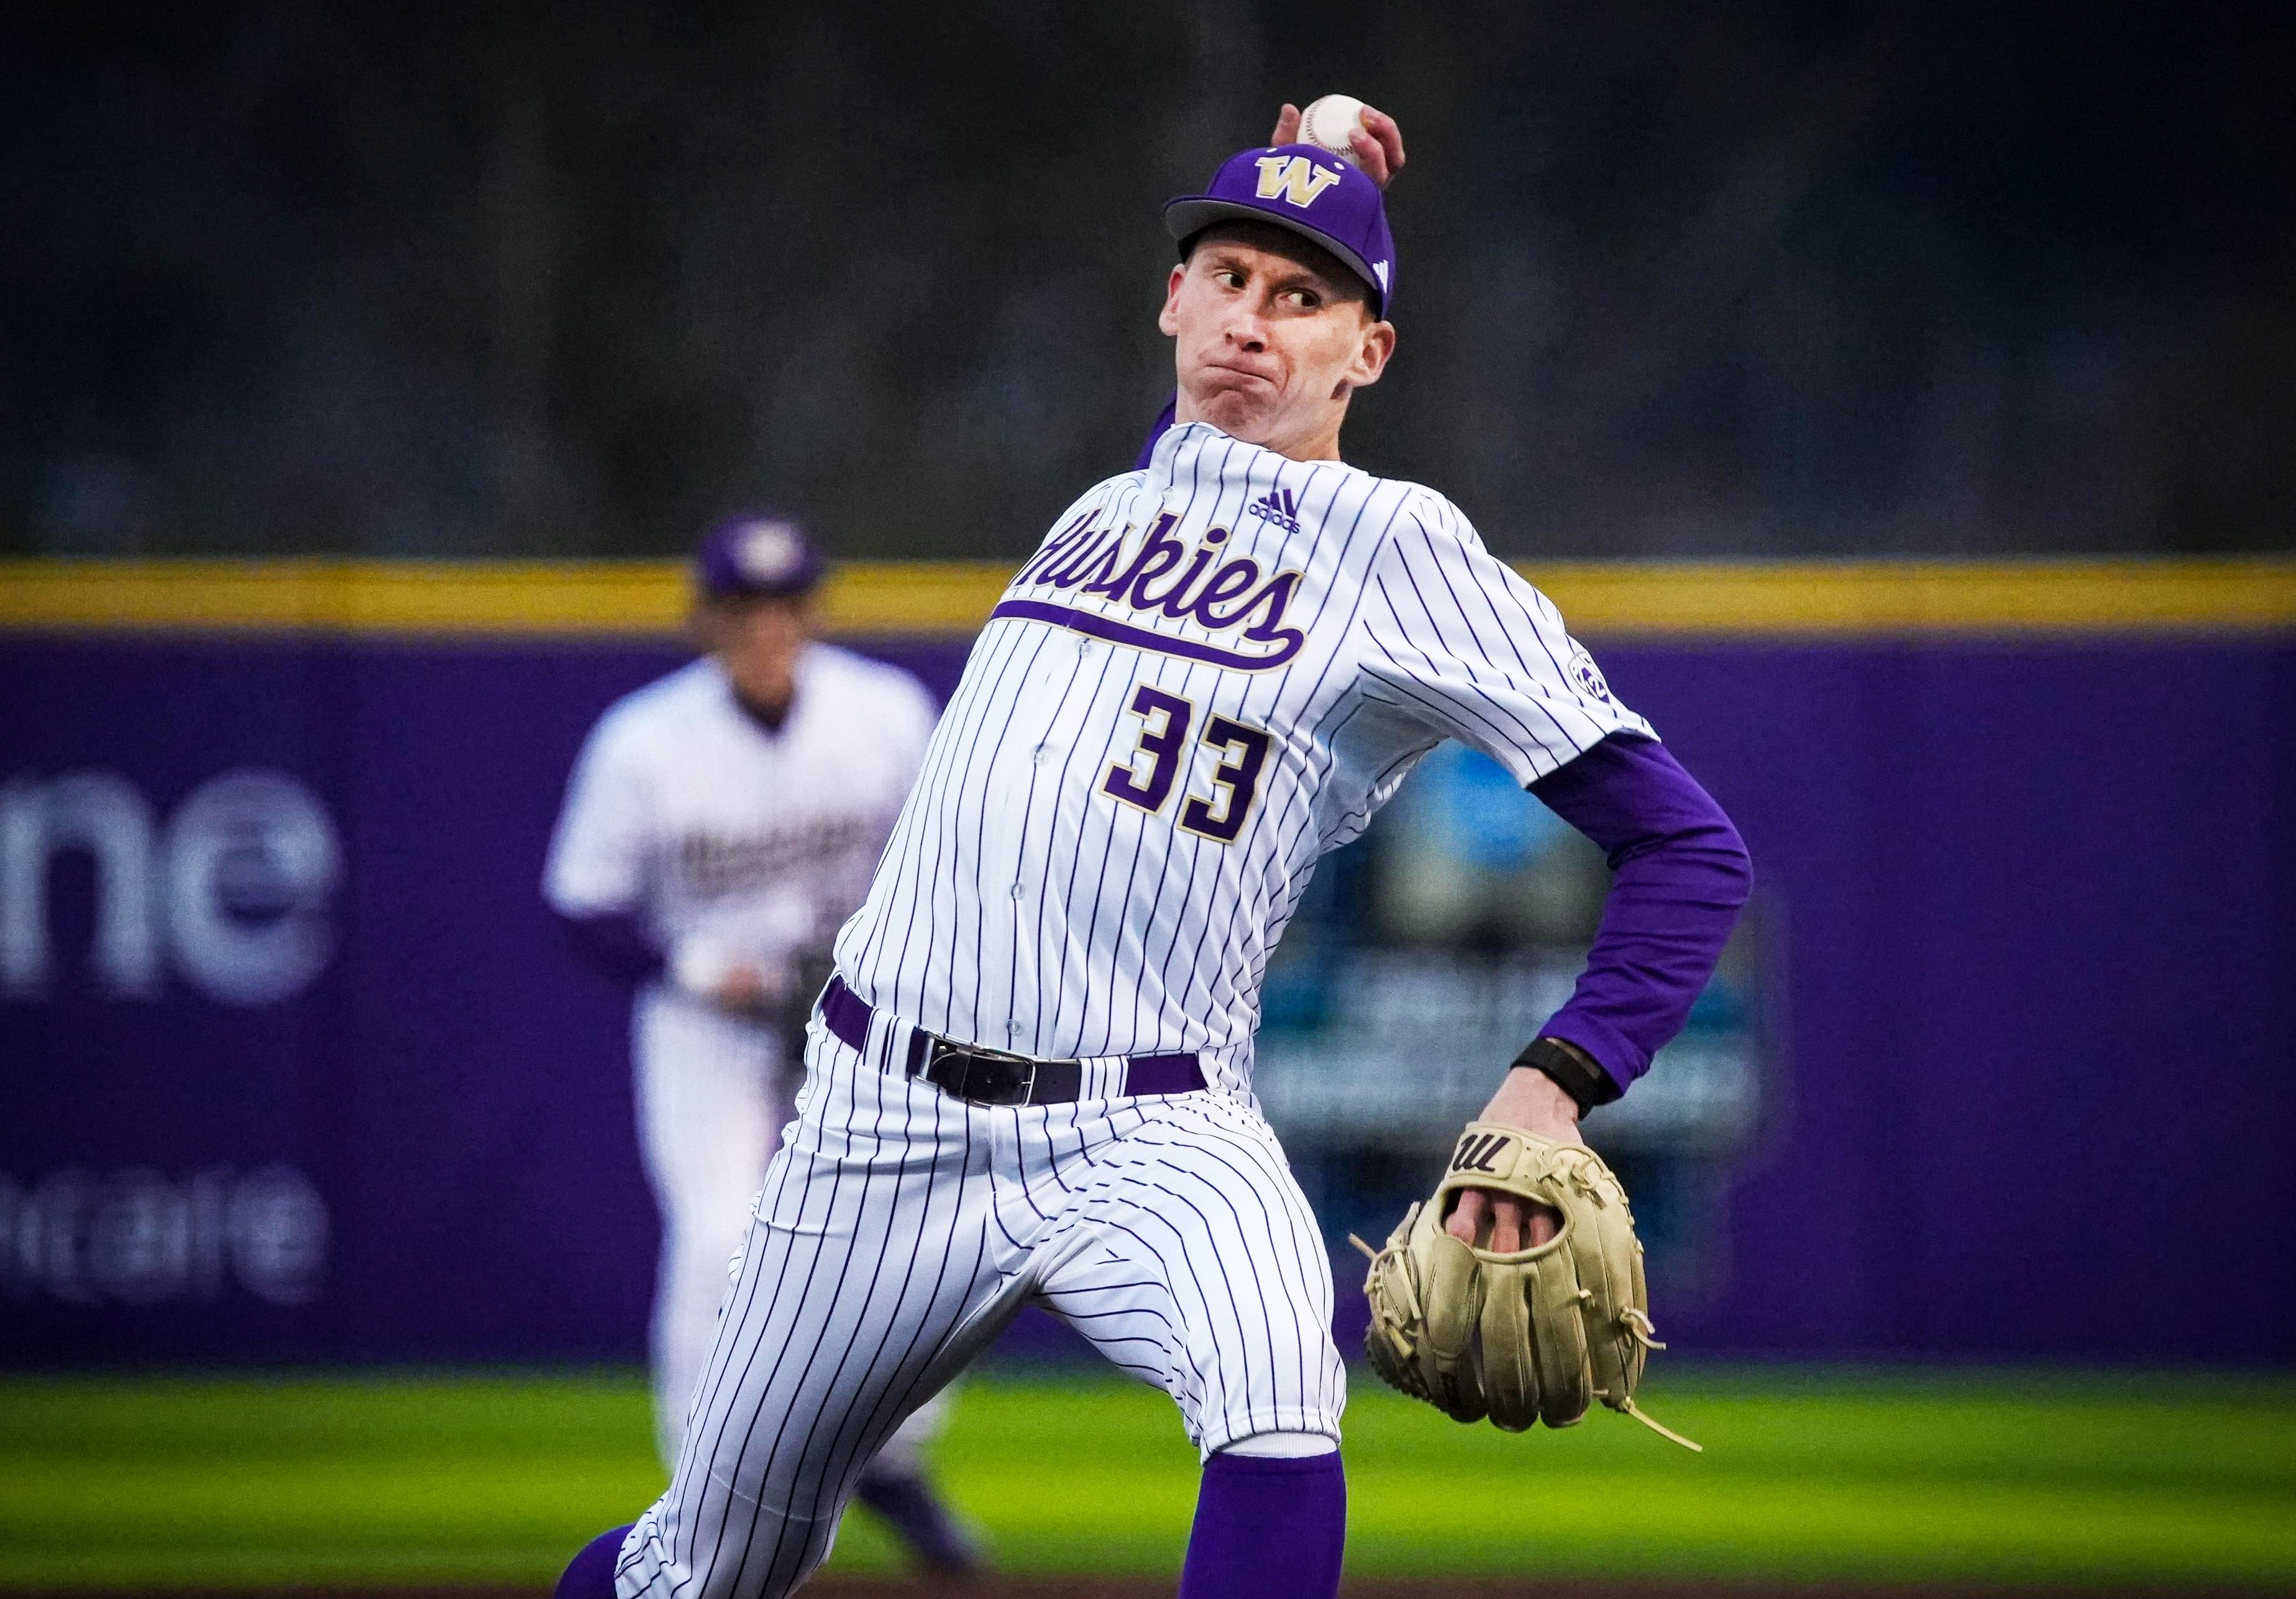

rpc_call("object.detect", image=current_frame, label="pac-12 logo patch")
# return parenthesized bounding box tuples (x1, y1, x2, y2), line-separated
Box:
(1255, 153, 1343, 209)
(1569, 647, 1611, 702)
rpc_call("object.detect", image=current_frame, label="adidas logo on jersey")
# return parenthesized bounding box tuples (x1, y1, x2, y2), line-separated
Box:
(1246, 488, 1302, 534)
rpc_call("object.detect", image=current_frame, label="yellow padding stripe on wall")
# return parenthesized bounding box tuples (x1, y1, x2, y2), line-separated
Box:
(1, 557, 2291, 638)
(0, 560, 988, 638)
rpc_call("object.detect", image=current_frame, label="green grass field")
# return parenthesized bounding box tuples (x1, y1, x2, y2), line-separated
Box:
(2, 1366, 2293, 1589)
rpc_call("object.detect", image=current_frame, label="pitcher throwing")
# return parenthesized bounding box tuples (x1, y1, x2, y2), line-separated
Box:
(557, 103, 1750, 1599)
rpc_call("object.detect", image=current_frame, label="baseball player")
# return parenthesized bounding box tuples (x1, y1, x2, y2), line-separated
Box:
(542, 516, 979, 1577)
(556, 104, 1750, 1599)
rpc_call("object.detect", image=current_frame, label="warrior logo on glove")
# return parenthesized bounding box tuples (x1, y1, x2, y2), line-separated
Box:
(1355, 1124, 1701, 1450)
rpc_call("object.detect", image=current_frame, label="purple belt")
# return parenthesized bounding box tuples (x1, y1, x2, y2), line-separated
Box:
(817, 976, 1206, 1106)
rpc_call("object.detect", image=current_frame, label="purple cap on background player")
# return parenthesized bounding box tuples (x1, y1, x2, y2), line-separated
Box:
(1164, 144, 1397, 317)
(693, 515, 825, 602)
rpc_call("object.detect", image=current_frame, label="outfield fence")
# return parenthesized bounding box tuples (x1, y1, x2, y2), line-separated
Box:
(3, 559, 2290, 1366)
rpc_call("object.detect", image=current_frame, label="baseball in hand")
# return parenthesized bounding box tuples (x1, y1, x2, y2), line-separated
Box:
(1298, 94, 1370, 165)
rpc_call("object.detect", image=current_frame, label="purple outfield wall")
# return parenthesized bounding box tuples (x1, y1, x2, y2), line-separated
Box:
(1, 629, 2290, 1365)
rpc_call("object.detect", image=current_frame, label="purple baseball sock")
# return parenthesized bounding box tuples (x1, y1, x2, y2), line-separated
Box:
(553, 1524, 633, 1599)
(853, 1465, 984, 1575)
(1177, 1450, 1345, 1599)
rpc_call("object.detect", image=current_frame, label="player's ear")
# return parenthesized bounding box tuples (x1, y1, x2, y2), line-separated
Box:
(1157, 262, 1188, 336)
(1345, 318, 1397, 390)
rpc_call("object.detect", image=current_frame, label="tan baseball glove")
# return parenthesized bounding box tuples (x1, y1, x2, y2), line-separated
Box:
(1355, 1122, 1699, 1449)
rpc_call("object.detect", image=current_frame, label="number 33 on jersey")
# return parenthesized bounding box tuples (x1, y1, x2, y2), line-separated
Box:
(831, 420, 1653, 1086)
(1101, 685, 1271, 845)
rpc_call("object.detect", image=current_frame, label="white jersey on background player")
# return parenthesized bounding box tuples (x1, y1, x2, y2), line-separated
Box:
(542, 516, 979, 1577)
(556, 108, 1749, 1599)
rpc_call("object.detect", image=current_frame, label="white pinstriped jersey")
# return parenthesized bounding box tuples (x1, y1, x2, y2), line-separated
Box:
(833, 421, 1652, 1087)
(548, 646, 937, 986)
(620, 424, 1649, 1593)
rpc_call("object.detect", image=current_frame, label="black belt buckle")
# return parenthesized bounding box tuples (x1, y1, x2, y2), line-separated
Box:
(926, 1040, 1040, 1106)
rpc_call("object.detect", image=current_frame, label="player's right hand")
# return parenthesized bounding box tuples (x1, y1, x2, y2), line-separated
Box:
(1269, 103, 1406, 188)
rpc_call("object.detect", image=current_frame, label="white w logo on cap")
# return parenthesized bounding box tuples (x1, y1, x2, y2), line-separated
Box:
(1253, 155, 1343, 209)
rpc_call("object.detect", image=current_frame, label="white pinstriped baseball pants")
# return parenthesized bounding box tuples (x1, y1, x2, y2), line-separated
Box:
(633, 992, 949, 1478)
(615, 1004, 1344, 1599)
(634, 992, 798, 1468)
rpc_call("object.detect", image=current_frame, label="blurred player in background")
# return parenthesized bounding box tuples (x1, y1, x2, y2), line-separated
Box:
(542, 516, 979, 1578)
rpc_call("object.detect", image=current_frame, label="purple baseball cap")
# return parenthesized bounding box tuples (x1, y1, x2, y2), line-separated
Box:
(1164, 144, 1396, 316)
(694, 514, 825, 602)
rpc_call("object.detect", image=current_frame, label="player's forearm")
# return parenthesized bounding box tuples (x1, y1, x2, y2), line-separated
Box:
(1525, 733, 1753, 1101)
(552, 907, 665, 987)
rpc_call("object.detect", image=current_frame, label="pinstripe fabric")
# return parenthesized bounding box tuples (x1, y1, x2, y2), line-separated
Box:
(543, 645, 938, 1468)
(631, 993, 798, 1467)
(618, 421, 1650, 1597)
(835, 421, 1651, 1086)
(618, 1019, 1340, 1599)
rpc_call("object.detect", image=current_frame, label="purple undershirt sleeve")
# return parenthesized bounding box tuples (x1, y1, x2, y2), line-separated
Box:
(1525, 733, 1754, 1101)
(1135, 396, 1178, 470)
(553, 908, 664, 989)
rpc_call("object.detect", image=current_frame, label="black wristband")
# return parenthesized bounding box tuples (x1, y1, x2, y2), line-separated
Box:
(1510, 1037, 1619, 1115)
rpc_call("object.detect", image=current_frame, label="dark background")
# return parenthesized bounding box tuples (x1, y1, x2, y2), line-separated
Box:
(5, 0, 2290, 563)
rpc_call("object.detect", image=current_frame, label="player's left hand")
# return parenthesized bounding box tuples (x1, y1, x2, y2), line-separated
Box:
(1270, 103, 1407, 188)
(1355, 1090, 1696, 1447)
(1444, 1064, 1580, 1249)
